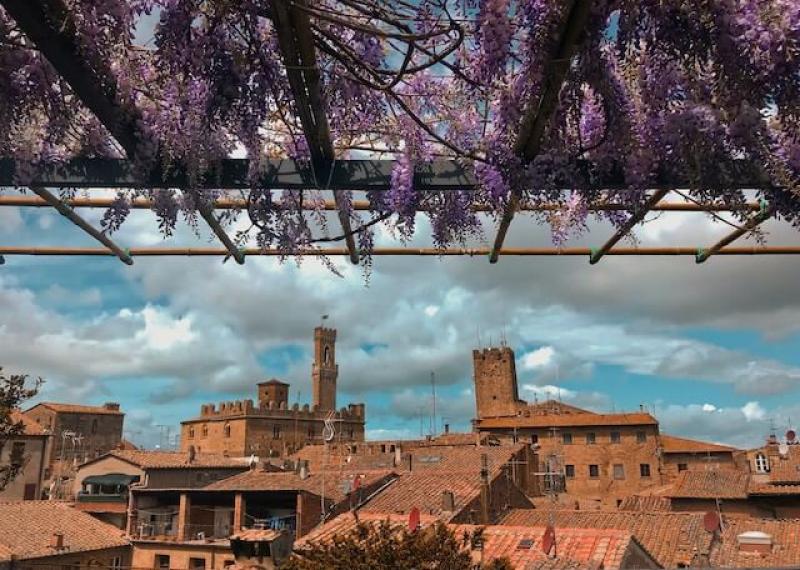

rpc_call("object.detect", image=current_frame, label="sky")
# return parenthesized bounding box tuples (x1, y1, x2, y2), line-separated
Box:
(2, 191, 800, 450)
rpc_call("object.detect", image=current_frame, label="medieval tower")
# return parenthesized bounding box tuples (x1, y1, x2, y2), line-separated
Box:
(312, 326, 338, 411)
(473, 345, 524, 419)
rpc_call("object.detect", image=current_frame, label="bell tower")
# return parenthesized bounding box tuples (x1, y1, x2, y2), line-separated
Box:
(312, 327, 338, 411)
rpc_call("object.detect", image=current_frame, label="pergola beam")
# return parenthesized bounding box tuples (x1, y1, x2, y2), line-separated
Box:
(28, 186, 133, 265)
(2, 246, 799, 258)
(270, 0, 359, 264)
(489, 0, 592, 263)
(0, 195, 766, 213)
(696, 202, 775, 264)
(589, 188, 671, 264)
(1, 0, 244, 264)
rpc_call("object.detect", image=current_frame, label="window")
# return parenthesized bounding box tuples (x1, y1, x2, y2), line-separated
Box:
(531, 434, 538, 444)
(10, 442, 25, 466)
(381, 444, 386, 453)
(565, 465, 575, 478)
(678, 463, 688, 472)
(589, 465, 600, 478)
(324, 346, 331, 364)
(636, 431, 647, 443)
(188, 426, 195, 439)
(273, 425, 281, 439)
(390, 444, 396, 452)
(111, 557, 122, 570)
(156, 555, 170, 570)
(613, 464, 625, 480)
(201, 424, 208, 437)
(224, 424, 231, 438)
(610, 431, 621, 444)
(640, 463, 651, 477)
(755, 453, 770, 473)
(189, 558, 206, 570)
(586, 432, 596, 445)
(562, 433, 573, 445)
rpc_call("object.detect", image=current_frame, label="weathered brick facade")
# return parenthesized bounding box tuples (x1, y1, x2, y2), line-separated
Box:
(180, 327, 365, 457)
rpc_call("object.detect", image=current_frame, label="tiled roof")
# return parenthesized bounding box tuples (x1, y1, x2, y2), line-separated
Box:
(10, 410, 47, 436)
(748, 482, 800, 496)
(476, 412, 658, 429)
(427, 432, 480, 446)
(295, 512, 647, 570)
(524, 400, 595, 416)
(0, 502, 128, 559)
(257, 378, 289, 386)
(27, 402, 123, 415)
(659, 434, 738, 454)
(289, 443, 527, 476)
(709, 518, 800, 568)
(358, 471, 484, 520)
(116, 438, 139, 451)
(99, 450, 252, 470)
(667, 470, 750, 499)
(767, 446, 800, 484)
(202, 469, 396, 502)
(499, 509, 711, 568)
(617, 495, 672, 512)
(230, 529, 284, 541)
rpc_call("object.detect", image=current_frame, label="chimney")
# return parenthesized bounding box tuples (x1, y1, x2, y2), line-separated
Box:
(51, 533, 64, 550)
(299, 460, 309, 480)
(103, 402, 120, 411)
(479, 453, 490, 524)
(407, 453, 413, 472)
(444, 424, 450, 435)
(393, 446, 402, 467)
(737, 531, 772, 554)
(187, 445, 196, 464)
(442, 490, 455, 512)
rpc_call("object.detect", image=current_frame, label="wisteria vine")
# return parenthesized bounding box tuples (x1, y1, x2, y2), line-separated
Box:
(0, 0, 799, 267)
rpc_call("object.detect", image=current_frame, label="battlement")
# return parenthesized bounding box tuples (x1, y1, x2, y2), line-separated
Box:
(196, 399, 365, 421)
(473, 346, 515, 361)
(314, 326, 337, 340)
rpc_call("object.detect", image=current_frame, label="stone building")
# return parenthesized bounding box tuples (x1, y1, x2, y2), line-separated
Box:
(472, 346, 664, 507)
(659, 434, 742, 482)
(24, 402, 124, 472)
(180, 327, 365, 457)
(0, 411, 50, 501)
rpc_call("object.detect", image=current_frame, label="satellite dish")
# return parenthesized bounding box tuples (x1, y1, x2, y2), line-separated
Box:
(408, 507, 420, 532)
(779, 443, 790, 457)
(703, 511, 720, 533)
(787, 430, 796, 443)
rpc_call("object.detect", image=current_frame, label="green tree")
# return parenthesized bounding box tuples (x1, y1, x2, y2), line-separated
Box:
(281, 520, 512, 569)
(0, 368, 41, 490)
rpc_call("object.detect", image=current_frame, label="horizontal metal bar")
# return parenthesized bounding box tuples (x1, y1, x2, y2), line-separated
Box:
(0, 158, 773, 190)
(1, 246, 799, 257)
(0, 196, 765, 213)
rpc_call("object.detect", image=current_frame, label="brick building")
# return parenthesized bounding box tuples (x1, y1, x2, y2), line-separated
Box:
(179, 327, 365, 457)
(0, 411, 50, 501)
(659, 434, 742, 482)
(24, 402, 124, 473)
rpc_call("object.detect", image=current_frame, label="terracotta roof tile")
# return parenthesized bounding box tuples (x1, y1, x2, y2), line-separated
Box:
(295, 513, 648, 570)
(0, 502, 128, 559)
(99, 450, 252, 470)
(28, 402, 123, 415)
(617, 495, 672, 512)
(659, 434, 738, 454)
(709, 518, 800, 568)
(523, 400, 595, 416)
(476, 412, 658, 429)
(767, 445, 800, 484)
(230, 529, 284, 541)
(499, 509, 710, 568)
(668, 470, 750, 499)
(202, 469, 396, 502)
(747, 482, 800, 496)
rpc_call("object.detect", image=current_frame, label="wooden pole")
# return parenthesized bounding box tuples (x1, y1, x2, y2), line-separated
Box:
(696, 202, 775, 263)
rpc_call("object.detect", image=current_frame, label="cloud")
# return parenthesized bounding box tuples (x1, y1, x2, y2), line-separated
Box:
(702, 403, 717, 412)
(522, 346, 555, 369)
(741, 401, 766, 422)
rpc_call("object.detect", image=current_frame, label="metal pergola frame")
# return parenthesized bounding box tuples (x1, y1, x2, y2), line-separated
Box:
(0, 0, 797, 268)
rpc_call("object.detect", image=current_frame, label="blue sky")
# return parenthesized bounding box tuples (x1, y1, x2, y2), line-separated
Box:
(2, 196, 800, 450)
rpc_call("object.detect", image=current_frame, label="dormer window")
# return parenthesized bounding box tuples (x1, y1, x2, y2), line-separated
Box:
(755, 452, 770, 473)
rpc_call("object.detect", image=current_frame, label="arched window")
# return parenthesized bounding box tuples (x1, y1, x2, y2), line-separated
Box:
(201, 424, 208, 437)
(224, 424, 231, 438)
(188, 427, 195, 439)
(324, 346, 331, 364)
(755, 453, 769, 473)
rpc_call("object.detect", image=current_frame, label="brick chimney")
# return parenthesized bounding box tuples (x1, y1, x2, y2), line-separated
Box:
(444, 424, 450, 435)
(442, 490, 455, 512)
(299, 460, 310, 480)
(50, 533, 64, 550)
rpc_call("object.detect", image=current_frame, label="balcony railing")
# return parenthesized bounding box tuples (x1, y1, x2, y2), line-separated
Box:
(77, 492, 128, 503)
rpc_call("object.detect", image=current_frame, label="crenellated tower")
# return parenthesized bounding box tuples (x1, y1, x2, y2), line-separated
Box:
(312, 327, 338, 411)
(473, 346, 525, 419)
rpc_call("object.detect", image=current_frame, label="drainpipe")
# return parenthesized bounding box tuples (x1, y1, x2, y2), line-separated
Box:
(36, 436, 48, 499)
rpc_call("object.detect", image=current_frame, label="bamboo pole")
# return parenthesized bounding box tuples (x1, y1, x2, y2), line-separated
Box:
(1, 246, 799, 257)
(696, 202, 775, 263)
